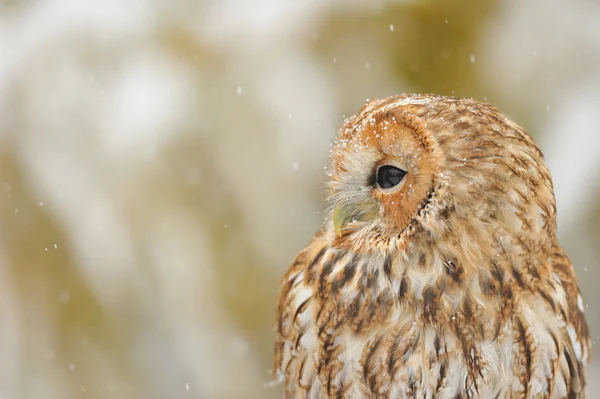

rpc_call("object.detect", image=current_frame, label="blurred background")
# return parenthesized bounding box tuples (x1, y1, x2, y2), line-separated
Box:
(0, 0, 598, 398)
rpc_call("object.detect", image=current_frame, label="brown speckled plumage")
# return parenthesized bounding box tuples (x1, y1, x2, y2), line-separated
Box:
(273, 94, 590, 398)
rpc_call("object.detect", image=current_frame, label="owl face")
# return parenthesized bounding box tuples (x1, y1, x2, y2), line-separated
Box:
(327, 95, 556, 255)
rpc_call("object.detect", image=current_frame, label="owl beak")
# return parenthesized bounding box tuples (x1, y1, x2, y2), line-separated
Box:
(332, 202, 377, 237)
(333, 206, 350, 237)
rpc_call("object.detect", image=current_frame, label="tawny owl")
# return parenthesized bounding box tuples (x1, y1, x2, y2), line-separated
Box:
(273, 94, 590, 398)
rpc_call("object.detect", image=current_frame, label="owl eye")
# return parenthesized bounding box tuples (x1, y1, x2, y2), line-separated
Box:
(376, 165, 407, 189)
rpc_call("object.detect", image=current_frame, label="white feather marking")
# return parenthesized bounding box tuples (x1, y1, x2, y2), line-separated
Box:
(566, 325, 583, 362)
(382, 97, 432, 112)
(577, 294, 585, 313)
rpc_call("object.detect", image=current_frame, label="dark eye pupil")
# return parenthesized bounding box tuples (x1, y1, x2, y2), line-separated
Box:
(376, 165, 407, 189)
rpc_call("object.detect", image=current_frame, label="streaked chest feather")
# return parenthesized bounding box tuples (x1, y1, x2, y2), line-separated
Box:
(275, 244, 586, 399)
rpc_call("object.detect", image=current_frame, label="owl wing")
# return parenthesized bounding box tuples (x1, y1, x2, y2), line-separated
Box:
(273, 231, 328, 397)
(550, 241, 590, 396)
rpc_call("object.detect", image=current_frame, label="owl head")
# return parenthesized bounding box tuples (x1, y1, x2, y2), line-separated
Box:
(327, 95, 557, 257)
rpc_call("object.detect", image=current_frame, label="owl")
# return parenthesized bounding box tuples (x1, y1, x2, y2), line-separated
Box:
(273, 94, 590, 398)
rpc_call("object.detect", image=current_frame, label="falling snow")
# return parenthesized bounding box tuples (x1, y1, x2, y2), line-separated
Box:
(0, 1, 597, 397)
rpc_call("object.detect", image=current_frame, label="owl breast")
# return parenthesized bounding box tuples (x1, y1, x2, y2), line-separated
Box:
(275, 233, 585, 399)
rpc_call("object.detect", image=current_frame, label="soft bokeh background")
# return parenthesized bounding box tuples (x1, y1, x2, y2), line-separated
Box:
(0, 0, 599, 398)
